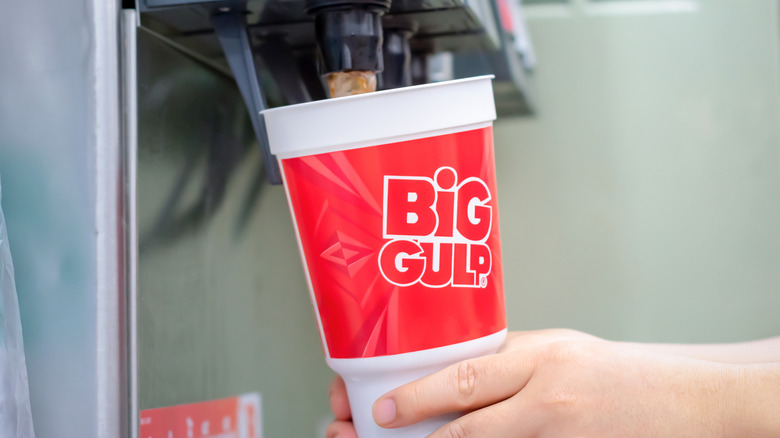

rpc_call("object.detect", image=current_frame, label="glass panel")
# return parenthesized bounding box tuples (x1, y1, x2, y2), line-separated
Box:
(135, 30, 333, 438)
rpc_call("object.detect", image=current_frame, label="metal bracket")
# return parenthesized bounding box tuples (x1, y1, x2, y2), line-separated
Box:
(212, 5, 282, 185)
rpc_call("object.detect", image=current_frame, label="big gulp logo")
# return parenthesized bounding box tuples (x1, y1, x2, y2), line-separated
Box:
(379, 167, 492, 288)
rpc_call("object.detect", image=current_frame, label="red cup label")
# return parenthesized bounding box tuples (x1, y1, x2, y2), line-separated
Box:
(282, 127, 506, 359)
(380, 166, 493, 289)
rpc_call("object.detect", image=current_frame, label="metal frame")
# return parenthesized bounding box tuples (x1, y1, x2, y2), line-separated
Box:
(212, 6, 282, 184)
(121, 9, 140, 438)
(94, 1, 130, 437)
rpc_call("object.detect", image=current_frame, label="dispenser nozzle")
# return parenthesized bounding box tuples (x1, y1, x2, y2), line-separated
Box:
(306, 0, 390, 97)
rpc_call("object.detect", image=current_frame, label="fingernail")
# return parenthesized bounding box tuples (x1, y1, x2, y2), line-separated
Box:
(373, 398, 396, 425)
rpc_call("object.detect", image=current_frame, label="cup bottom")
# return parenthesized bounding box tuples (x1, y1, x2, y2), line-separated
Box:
(327, 329, 507, 438)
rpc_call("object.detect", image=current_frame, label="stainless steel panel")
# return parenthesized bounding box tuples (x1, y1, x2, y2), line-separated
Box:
(136, 29, 333, 437)
(0, 1, 129, 437)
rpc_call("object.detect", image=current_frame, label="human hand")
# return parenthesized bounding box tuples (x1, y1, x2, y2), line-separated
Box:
(498, 328, 603, 352)
(371, 329, 739, 438)
(324, 329, 603, 438)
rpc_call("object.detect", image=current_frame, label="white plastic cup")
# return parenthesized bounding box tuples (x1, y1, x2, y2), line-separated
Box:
(263, 76, 507, 437)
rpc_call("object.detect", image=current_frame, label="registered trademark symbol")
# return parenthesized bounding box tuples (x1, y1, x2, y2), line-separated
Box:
(480, 277, 487, 287)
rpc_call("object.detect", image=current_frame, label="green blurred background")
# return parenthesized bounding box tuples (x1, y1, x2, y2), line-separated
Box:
(495, 0, 780, 342)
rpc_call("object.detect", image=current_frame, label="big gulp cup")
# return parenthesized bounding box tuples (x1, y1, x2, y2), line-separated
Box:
(263, 76, 507, 437)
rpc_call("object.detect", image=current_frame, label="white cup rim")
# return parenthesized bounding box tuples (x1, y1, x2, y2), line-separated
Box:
(262, 75, 497, 159)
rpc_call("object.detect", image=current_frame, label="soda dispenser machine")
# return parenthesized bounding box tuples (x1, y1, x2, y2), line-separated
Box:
(0, 0, 534, 437)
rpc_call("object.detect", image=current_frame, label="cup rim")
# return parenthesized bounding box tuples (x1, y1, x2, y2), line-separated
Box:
(262, 75, 497, 159)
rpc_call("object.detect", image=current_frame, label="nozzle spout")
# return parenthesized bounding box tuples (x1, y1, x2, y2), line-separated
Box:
(306, 0, 390, 96)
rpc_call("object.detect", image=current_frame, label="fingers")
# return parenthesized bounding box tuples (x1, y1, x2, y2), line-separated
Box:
(328, 377, 356, 438)
(329, 376, 352, 421)
(373, 349, 539, 428)
(325, 420, 358, 438)
(427, 393, 538, 438)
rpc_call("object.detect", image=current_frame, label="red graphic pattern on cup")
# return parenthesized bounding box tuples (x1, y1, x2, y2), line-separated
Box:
(282, 127, 506, 359)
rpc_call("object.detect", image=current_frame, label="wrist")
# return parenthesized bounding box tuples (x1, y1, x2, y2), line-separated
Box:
(722, 363, 780, 437)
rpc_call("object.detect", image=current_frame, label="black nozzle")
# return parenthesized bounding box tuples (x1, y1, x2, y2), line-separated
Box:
(378, 23, 416, 89)
(305, 0, 390, 13)
(306, 0, 390, 75)
(410, 51, 428, 85)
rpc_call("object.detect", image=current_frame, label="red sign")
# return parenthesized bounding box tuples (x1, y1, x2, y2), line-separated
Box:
(140, 393, 261, 438)
(281, 126, 506, 359)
